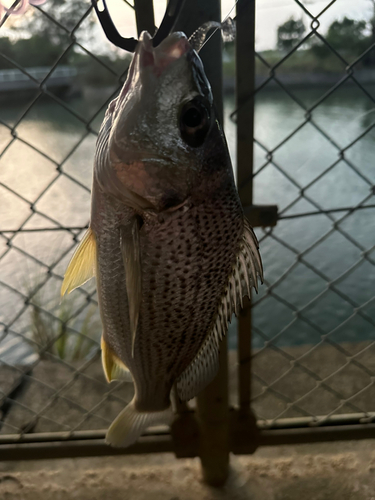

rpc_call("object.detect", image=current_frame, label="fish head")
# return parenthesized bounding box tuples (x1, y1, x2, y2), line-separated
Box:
(97, 31, 229, 213)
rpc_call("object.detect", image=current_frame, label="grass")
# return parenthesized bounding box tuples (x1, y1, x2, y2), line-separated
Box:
(30, 300, 100, 361)
(24, 273, 101, 362)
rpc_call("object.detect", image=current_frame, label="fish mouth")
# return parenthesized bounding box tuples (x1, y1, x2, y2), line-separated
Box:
(116, 31, 192, 104)
(137, 31, 191, 75)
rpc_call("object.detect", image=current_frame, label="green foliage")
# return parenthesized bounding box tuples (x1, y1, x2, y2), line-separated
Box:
(30, 299, 100, 361)
(311, 17, 370, 60)
(277, 17, 306, 52)
(9, 0, 95, 46)
(0, 35, 63, 69)
(0, 1, 131, 83)
(255, 49, 345, 76)
(0, 0, 95, 70)
(0, 33, 130, 86)
(0, 0, 79, 70)
(327, 17, 368, 48)
(23, 269, 101, 362)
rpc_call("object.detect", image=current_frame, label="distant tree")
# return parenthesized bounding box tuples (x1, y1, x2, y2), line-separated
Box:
(0, 1, 119, 71)
(277, 18, 306, 52)
(0, 1, 130, 75)
(311, 17, 369, 60)
(326, 17, 368, 51)
(9, 0, 95, 46)
(0, 35, 63, 69)
(0, 0, 97, 68)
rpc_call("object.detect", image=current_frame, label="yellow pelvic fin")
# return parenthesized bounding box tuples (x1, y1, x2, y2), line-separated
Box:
(61, 227, 97, 297)
(101, 337, 132, 383)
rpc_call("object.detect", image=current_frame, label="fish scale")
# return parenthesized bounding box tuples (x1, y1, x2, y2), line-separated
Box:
(61, 30, 263, 448)
(136, 199, 243, 389)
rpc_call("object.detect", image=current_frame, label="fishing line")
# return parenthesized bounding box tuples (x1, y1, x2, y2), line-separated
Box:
(278, 203, 375, 219)
(3, 202, 375, 232)
(349, 107, 375, 123)
(198, 0, 239, 52)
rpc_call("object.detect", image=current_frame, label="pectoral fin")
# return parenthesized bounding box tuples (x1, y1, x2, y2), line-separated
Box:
(120, 219, 142, 358)
(101, 338, 132, 383)
(61, 228, 96, 296)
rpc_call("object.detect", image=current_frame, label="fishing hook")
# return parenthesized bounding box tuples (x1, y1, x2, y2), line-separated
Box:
(91, 0, 186, 52)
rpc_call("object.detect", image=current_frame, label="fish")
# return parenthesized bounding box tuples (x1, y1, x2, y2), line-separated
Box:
(61, 29, 263, 448)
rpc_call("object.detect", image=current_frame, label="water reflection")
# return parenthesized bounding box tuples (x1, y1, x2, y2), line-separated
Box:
(0, 86, 374, 361)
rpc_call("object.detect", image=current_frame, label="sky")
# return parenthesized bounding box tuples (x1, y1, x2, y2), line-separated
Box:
(106, 0, 375, 52)
(1, 0, 374, 52)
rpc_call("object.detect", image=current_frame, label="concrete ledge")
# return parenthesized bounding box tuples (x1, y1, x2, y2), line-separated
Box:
(1, 439, 375, 499)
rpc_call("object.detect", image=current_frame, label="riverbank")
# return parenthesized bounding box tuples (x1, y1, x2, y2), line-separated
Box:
(223, 68, 375, 93)
(2, 66, 375, 102)
(81, 68, 375, 97)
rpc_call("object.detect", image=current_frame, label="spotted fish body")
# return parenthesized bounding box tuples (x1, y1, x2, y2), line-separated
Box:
(62, 31, 262, 447)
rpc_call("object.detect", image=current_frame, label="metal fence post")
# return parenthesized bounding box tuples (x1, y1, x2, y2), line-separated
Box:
(133, 0, 155, 37)
(231, 0, 260, 455)
(175, 0, 229, 487)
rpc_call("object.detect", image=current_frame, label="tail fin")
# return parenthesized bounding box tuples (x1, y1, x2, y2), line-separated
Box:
(106, 398, 173, 448)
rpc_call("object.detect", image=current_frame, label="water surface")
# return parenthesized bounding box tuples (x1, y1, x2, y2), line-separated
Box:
(0, 84, 374, 362)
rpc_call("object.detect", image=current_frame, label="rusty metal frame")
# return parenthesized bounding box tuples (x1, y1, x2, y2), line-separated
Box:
(3, 411, 375, 461)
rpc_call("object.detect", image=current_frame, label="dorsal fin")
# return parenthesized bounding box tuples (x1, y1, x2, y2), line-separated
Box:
(61, 228, 96, 296)
(176, 218, 263, 401)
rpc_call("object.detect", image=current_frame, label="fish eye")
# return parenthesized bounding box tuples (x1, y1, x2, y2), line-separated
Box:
(179, 98, 211, 148)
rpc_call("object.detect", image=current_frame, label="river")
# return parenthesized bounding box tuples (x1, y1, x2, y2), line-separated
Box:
(0, 85, 374, 363)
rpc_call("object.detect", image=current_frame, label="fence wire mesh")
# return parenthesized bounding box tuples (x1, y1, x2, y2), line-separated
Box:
(233, 0, 375, 428)
(0, 0, 136, 437)
(0, 0, 374, 445)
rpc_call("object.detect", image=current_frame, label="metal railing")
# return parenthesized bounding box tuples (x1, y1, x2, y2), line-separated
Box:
(0, 65, 78, 90)
(0, 0, 375, 486)
(0, 66, 77, 81)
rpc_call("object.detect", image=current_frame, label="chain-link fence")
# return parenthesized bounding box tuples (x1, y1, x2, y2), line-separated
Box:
(235, 0, 375, 430)
(0, 0, 375, 464)
(0, 0, 135, 440)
